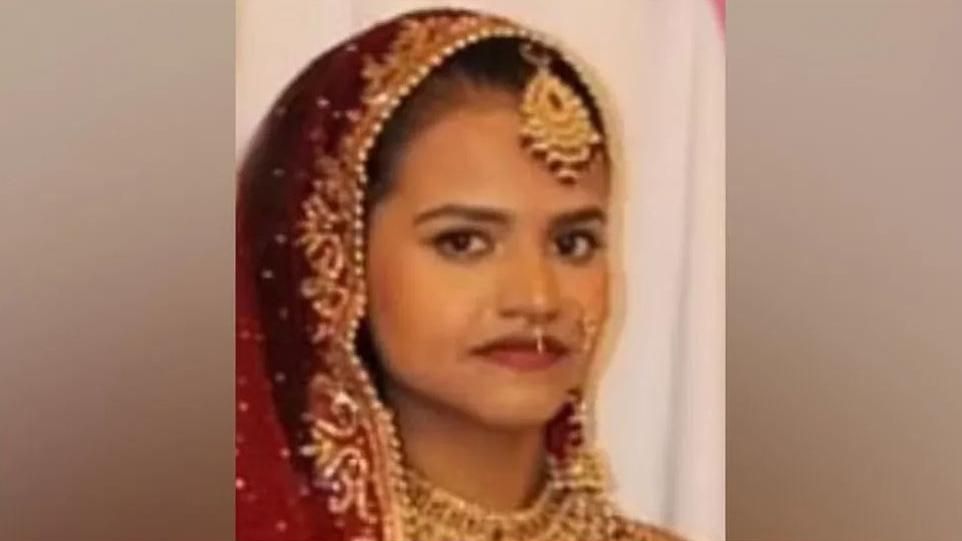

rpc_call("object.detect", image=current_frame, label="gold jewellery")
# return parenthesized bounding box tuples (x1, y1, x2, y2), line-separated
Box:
(400, 389, 620, 541)
(534, 325, 546, 354)
(532, 313, 598, 355)
(580, 314, 600, 355)
(403, 465, 563, 541)
(402, 459, 629, 541)
(401, 313, 616, 541)
(292, 13, 660, 541)
(519, 43, 604, 184)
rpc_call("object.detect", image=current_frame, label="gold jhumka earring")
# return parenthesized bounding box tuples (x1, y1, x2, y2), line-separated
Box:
(549, 313, 607, 494)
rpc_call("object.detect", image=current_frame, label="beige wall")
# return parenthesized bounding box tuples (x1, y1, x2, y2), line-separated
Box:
(728, 3, 962, 540)
(0, 2, 234, 540)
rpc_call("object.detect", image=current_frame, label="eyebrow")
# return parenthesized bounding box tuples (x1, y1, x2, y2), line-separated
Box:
(413, 204, 606, 228)
(413, 204, 511, 226)
(550, 207, 607, 230)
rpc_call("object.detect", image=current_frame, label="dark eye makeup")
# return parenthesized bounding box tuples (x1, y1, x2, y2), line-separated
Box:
(552, 229, 605, 263)
(430, 228, 494, 261)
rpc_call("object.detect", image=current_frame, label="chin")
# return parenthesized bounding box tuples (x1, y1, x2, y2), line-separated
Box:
(463, 387, 568, 430)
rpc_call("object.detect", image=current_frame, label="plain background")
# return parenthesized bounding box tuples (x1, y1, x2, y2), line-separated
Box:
(728, 2, 962, 540)
(0, 2, 235, 541)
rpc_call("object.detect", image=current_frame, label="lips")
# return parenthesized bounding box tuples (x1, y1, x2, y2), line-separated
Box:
(470, 334, 570, 371)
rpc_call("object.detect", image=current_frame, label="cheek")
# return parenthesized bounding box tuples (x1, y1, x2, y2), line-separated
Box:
(598, 269, 610, 316)
(366, 232, 483, 380)
(561, 259, 610, 319)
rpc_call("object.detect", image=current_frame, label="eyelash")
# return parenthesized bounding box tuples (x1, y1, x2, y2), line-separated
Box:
(431, 229, 493, 261)
(553, 230, 604, 263)
(430, 228, 604, 263)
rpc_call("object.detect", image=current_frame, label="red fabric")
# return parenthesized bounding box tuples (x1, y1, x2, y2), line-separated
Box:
(235, 14, 398, 539)
(236, 9, 579, 540)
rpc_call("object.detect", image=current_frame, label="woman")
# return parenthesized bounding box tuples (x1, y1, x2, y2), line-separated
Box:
(237, 8, 686, 541)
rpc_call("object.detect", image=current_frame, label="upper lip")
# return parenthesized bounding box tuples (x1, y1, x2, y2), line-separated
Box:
(470, 333, 571, 357)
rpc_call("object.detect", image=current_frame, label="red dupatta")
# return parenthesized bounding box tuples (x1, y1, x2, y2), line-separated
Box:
(236, 9, 605, 541)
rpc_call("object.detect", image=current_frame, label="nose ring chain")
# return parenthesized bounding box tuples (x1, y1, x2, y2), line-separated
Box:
(580, 314, 599, 355)
(533, 325, 546, 354)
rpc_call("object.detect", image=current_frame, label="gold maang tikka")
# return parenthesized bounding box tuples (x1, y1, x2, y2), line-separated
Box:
(519, 42, 603, 184)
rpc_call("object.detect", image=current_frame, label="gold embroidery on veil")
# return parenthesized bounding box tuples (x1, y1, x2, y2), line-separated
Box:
(295, 13, 669, 541)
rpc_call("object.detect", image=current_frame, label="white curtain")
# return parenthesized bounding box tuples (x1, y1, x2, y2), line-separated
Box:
(236, 2, 725, 540)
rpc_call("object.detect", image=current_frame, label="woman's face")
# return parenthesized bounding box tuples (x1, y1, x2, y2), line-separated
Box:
(366, 94, 610, 429)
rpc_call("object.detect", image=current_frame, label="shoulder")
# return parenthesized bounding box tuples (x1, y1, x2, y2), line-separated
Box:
(608, 514, 691, 541)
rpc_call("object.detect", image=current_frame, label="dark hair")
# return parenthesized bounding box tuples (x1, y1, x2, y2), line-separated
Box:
(357, 37, 606, 396)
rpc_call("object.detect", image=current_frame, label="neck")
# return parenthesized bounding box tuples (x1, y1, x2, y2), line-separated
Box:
(387, 385, 546, 512)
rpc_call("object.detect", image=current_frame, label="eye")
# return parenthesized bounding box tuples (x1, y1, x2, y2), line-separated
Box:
(431, 229, 493, 261)
(553, 230, 603, 263)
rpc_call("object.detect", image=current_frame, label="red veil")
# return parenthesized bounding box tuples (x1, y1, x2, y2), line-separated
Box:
(236, 9, 610, 541)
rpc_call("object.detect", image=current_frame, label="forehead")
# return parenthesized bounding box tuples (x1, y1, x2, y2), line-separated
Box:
(387, 104, 609, 213)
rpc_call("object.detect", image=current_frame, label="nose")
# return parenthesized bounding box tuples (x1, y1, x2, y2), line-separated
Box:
(496, 246, 561, 325)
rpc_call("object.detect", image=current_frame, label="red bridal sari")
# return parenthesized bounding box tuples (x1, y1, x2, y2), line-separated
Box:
(236, 8, 686, 541)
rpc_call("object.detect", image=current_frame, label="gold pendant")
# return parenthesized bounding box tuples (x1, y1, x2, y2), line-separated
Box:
(519, 43, 603, 184)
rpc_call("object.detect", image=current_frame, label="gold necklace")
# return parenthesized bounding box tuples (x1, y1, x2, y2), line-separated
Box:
(403, 466, 560, 541)
(400, 463, 627, 541)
